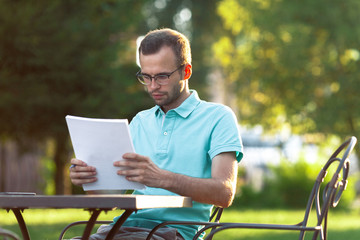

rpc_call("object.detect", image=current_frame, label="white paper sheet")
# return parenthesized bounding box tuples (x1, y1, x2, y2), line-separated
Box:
(65, 115, 145, 191)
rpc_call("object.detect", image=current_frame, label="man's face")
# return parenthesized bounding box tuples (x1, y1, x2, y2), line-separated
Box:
(139, 46, 188, 112)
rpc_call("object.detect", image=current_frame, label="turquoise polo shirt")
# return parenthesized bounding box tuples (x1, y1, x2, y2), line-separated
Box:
(114, 90, 243, 240)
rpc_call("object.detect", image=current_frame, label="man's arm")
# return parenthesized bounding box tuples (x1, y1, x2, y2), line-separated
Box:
(115, 151, 238, 208)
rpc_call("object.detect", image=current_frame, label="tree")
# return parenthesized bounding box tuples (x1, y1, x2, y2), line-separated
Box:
(214, 0, 360, 156)
(0, 0, 151, 194)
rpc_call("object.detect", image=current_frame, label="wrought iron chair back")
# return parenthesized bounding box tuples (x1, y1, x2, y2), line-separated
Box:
(0, 227, 20, 240)
(200, 136, 357, 240)
(145, 206, 224, 240)
(300, 136, 355, 239)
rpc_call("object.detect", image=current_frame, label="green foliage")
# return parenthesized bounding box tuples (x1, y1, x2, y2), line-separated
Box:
(0, 0, 151, 193)
(266, 160, 319, 208)
(234, 159, 357, 209)
(214, 0, 360, 146)
(40, 155, 56, 195)
(0, 0, 148, 140)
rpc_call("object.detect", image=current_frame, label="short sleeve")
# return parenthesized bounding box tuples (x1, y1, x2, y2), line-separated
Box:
(208, 106, 243, 162)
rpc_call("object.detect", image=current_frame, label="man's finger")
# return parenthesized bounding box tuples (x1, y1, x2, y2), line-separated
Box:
(70, 158, 88, 166)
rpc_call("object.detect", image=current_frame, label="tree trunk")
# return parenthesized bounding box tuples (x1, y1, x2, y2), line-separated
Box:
(54, 133, 70, 195)
(0, 142, 6, 192)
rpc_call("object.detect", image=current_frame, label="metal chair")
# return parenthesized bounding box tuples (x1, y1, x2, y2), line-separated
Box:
(0, 227, 20, 240)
(59, 206, 223, 240)
(145, 206, 224, 240)
(59, 220, 111, 240)
(196, 136, 357, 240)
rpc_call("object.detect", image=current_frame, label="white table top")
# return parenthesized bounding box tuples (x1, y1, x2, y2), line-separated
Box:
(0, 194, 193, 210)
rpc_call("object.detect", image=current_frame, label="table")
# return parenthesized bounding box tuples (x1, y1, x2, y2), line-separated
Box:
(0, 194, 192, 240)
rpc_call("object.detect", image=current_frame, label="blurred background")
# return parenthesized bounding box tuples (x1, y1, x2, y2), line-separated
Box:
(0, 0, 359, 210)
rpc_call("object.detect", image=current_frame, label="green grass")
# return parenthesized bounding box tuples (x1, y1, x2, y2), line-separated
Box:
(1, 208, 360, 239)
(216, 208, 360, 240)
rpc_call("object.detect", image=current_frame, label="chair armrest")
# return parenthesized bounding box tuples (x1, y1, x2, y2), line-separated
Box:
(58, 220, 112, 240)
(145, 221, 221, 240)
(203, 222, 322, 240)
(0, 227, 20, 240)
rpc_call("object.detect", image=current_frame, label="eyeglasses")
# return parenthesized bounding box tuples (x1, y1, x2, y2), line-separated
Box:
(136, 65, 184, 86)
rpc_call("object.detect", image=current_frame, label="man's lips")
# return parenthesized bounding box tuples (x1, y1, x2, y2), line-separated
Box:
(151, 93, 165, 100)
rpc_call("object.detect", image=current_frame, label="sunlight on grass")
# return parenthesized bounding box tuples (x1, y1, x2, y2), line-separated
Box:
(1, 208, 360, 239)
(214, 208, 360, 240)
(1, 209, 123, 239)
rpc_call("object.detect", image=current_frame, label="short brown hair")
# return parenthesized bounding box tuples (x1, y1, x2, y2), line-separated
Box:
(139, 28, 192, 67)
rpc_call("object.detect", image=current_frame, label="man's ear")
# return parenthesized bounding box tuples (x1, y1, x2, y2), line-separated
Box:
(184, 64, 192, 80)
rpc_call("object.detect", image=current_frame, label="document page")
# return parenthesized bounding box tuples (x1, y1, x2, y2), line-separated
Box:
(66, 115, 145, 191)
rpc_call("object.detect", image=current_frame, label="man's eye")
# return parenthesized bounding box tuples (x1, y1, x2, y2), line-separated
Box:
(155, 75, 168, 81)
(143, 75, 151, 80)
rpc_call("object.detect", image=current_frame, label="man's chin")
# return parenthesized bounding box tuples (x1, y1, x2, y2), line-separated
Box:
(151, 96, 167, 105)
(153, 99, 165, 106)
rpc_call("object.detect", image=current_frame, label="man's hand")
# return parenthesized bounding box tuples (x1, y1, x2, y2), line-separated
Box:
(69, 158, 97, 186)
(113, 153, 169, 188)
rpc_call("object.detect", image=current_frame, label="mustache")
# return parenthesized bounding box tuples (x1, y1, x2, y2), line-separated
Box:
(149, 91, 166, 95)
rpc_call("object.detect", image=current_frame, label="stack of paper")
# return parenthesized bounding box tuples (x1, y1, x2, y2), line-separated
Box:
(66, 115, 145, 191)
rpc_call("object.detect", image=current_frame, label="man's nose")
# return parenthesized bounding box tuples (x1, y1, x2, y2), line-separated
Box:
(149, 78, 160, 89)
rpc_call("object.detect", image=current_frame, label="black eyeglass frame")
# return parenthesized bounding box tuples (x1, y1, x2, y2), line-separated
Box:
(136, 65, 184, 86)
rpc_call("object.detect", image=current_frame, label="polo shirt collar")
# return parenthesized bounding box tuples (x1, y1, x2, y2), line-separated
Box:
(155, 90, 200, 118)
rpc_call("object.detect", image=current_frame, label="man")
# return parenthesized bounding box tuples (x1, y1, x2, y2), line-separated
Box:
(70, 28, 243, 240)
